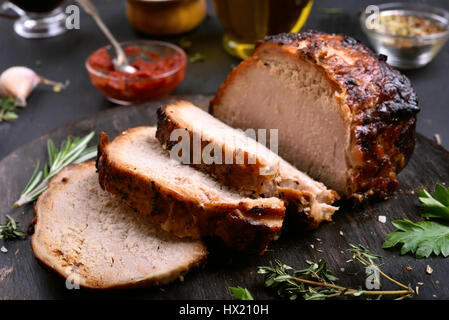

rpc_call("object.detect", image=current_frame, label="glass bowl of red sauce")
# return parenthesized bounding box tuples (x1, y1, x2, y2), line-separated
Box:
(86, 40, 187, 105)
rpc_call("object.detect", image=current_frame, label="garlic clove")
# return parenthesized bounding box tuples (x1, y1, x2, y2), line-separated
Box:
(0, 66, 68, 107)
(0, 66, 41, 107)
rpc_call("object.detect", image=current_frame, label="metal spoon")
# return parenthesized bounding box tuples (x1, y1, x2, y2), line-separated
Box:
(76, 0, 136, 73)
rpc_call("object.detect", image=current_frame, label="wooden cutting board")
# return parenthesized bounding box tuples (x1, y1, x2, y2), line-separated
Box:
(0, 94, 448, 300)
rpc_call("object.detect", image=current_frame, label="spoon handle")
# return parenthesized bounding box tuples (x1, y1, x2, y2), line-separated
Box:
(76, 0, 128, 66)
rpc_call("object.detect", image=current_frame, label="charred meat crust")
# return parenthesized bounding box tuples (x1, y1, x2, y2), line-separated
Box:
(156, 104, 277, 196)
(277, 187, 317, 229)
(212, 30, 419, 199)
(96, 131, 284, 254)
(261, 30, 419, 199)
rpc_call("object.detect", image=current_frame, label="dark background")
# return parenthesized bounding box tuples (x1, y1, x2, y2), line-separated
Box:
(0, 0, 448, 160)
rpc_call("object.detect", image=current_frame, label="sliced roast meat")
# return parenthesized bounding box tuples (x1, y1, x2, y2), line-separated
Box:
(157, 101, 338, 228)
(32, 162, 207, 289)
(96, 126, 285, 254)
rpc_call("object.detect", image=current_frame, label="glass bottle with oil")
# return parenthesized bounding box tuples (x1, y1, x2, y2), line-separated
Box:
(212, 0, 314, 59)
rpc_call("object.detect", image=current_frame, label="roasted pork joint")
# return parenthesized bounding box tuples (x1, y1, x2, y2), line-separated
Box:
(211, 30, 419, 200)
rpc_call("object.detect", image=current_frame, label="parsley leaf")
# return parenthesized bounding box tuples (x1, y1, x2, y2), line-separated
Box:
(229, 287, 254, 300)
(382, 219, 449, 258)
(419, 184, 449, 221)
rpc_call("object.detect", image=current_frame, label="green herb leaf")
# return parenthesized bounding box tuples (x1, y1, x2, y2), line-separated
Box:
(349, 244, 381, 265)
(257, 249, 412, 300)
(419, 184, 449, 221)
(303, 287, 338, 300)
(13, 132, 97, 208)
(0, 98, 19, 122)
(382, 219, 449, 258)
(3, 111, 18, 121)
(258, 259, 342, 300)
(258, 260, 305, 300)
(295, 258, 338, 283)
(229, 287, 254, 300)
(0, 215, 26, 240)
(189, 53, 205, 63)
(352, 290, 364, 297)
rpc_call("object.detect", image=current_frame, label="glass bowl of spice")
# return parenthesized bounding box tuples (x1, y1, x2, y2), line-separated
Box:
(86, 40, 187, 105)
(360, 3, 449, 69)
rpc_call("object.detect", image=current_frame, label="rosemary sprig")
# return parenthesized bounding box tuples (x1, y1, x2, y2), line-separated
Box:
(13, 132, 97, 208)
(0, 215, 26, 240)
(257, 245, 414, 300)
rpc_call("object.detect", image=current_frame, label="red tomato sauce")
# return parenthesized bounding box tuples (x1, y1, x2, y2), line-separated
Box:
(86, 46, 186, 103)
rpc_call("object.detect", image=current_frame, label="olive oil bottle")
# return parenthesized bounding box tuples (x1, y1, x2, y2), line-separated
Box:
(212, 0, 314, 59)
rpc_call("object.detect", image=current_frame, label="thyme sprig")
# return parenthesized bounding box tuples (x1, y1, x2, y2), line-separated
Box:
(13, 132, 97, 208)
(0, 215, 26, 240)
(257, 245, 414, 300)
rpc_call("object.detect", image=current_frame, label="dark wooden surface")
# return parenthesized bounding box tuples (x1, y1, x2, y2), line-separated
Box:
(0, 94, 448, 300)
(0, 0, 449, 161)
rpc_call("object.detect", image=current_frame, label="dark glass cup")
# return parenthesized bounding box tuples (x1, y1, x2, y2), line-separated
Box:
(3, 0, 67, 38)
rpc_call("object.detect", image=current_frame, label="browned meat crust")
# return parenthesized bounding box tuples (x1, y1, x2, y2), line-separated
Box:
(156, 104, 278, 197)
(211, 30, 419, 199)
